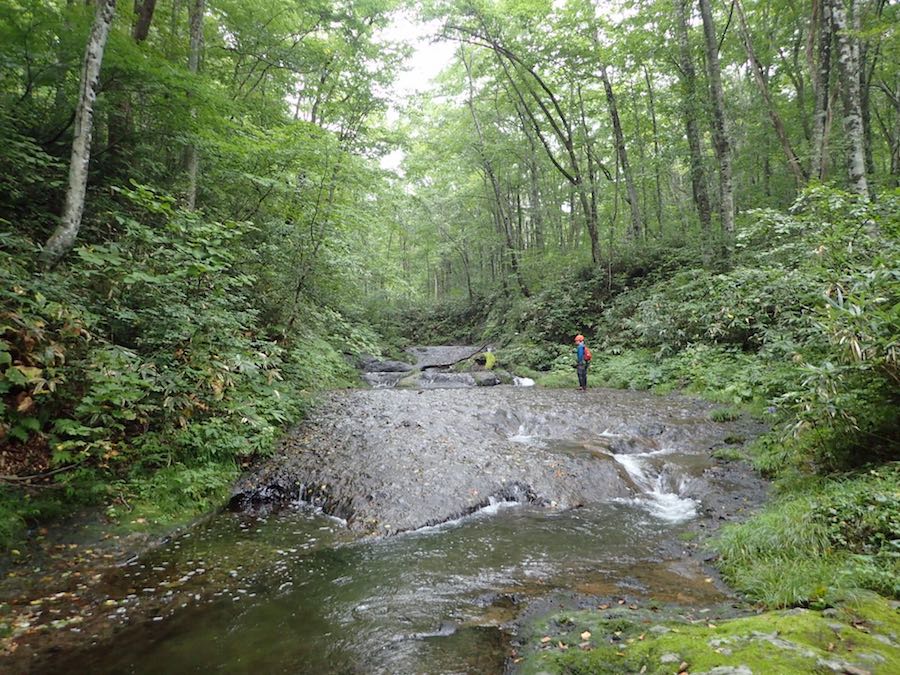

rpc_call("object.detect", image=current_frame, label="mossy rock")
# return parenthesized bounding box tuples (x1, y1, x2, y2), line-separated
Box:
(519, 595, 900, 674)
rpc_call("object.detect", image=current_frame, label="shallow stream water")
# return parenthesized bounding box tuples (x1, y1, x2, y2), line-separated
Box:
(36, 443, 739, 674)
(16, 379, 766, 674)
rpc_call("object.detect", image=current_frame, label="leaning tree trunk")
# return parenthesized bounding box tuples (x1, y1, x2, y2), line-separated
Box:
(698, 0, 735, 235)
(829, 0, 870, 197)
(734, 0, 808, 186)
(810, 0, 833, 181)
(132, 0, 158, 42)
(674, 0, 712, 235)
(41, 0, 117, 267)
(600, 65, 642, 239)
(185, 0, 204, 210)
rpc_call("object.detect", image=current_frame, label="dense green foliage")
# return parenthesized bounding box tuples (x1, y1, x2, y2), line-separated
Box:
(1, 0, 396, 544)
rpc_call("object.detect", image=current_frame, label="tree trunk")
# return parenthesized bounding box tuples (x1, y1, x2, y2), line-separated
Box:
(734, 0, 808, 185)
(643, 65, 663, 236)
(132, 0, 157, 42)
(185, 0, 204, 210)
(600, 65, 642, 239)
(829, 0, 870, 197)
(41, 0, 117, 267)
(462, 51, 530, 297)
(675, 0, 712, 234)
(891, 73, 900, 187)
(108, 1, 158, 166)
(810, 0, 833, 180)
(698, 0, 736, 235)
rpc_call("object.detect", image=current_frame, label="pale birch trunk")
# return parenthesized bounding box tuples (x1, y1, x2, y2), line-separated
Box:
(185, 0, 204, 210)
(41, 0, 117, 267)
(698, 0, 735, 235)
(600, 65, 642, 239)
(829, 0, 869, 197)
(675, 0, 712, 234)
(810, 0, 833, 180)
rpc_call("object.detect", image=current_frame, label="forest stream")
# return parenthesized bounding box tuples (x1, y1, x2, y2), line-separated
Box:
(4, 348, 768, 674)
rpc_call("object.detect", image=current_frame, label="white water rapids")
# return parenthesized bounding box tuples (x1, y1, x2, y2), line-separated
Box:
(507, 427, 699, 524)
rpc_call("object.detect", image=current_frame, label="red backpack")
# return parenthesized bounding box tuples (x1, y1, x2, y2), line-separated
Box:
(584, 345, 592, 362)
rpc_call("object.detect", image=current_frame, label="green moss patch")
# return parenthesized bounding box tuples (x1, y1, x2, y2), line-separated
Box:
(518, 595, 900, 674)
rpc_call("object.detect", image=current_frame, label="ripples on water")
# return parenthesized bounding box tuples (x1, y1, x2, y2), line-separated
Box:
(47, 493, 712, 674)
(42, 414, 729, 675)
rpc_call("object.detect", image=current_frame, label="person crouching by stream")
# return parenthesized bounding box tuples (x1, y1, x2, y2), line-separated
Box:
(574, 334, 590, 391)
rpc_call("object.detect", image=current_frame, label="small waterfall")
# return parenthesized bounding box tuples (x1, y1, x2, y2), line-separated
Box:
(512, 376, 535, 387)
(508, 423, 537, 444)
(612, 450, 698, 523)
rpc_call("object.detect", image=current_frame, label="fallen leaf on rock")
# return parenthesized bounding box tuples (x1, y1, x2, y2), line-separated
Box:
(580, 630, 591, 640)
(557, 641, 568, 650)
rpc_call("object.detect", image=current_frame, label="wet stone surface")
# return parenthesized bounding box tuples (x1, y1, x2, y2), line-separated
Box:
(230, 387, 767, 535)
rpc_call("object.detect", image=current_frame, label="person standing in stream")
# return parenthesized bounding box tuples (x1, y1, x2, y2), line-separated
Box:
(574, 334, 590, 391)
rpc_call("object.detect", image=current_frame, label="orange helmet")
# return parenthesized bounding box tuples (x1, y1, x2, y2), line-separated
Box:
(574, 334, 584, 343)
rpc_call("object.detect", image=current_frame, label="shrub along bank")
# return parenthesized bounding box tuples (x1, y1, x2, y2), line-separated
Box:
(0, 186, 380, 549)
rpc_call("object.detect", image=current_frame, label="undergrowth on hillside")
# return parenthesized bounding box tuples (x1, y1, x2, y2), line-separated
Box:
(0, 186, 375, 547)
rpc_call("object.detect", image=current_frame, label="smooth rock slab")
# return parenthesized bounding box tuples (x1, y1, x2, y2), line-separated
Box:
(230, 387, 765, 534)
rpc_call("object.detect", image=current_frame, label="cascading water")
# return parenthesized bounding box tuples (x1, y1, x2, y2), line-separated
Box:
(611, 449, 699, 523)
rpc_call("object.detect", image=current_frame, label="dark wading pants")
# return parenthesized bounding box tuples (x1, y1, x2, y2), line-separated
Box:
(576, 362, 588, 389)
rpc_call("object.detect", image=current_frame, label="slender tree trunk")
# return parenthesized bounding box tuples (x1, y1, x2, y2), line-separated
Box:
(132, 0, 157, 42)
(600, 65, 642, 239)
(891, 73, 900, 187)
(109, 0, 158, 166)
(41, 0, 117, 267)
(698, 0, 736, 235)
(629, 82, 649, 227)
(462, 51, 530, 297)
(734, 0, 808, 185)
(185, 0, 204, 210)
(52, 0, 77, 122)
(675, 0, 712, 234)
(829, 0, 870, 197)
(643, 65, 663, 236)
(810, 0, 833, 180)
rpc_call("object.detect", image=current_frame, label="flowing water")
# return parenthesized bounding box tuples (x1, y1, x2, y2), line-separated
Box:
(33, 439, 743, 674)
(14, 379, 766, 674)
